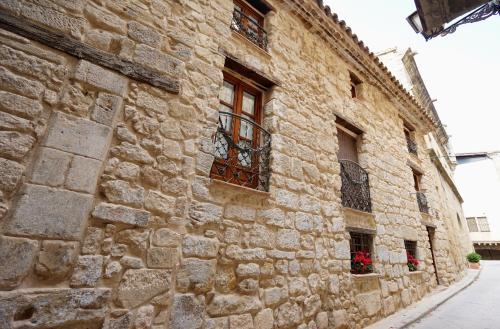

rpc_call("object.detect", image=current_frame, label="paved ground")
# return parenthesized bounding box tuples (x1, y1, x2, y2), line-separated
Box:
(408, 261, 500, 329)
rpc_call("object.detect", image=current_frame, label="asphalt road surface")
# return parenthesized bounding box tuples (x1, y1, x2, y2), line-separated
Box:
(408, 261, 500, 329)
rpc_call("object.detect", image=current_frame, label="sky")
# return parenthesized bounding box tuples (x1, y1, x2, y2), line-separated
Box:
(324, 1, 500, 154)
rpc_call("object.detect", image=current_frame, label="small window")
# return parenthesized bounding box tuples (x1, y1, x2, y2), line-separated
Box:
(350, 232, 373, 274)
(231, 0, 270, 49)
(456, 214, 462, 228)
(349, 72, 362, 98)
(403, 122, 418, 155)
(466, 217, 479, 232)
(477, 217, 490, 232)
(412, 169, 422, 192)
(404, 240, 417, 258)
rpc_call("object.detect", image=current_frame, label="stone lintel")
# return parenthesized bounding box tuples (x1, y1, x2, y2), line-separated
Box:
(344, 207, 376, 233)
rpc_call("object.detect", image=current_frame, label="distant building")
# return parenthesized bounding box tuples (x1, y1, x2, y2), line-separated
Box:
(455, 152, 500, 259)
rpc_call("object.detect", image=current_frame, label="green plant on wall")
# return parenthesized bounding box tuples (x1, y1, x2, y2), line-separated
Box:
(466, 252, 481, 263)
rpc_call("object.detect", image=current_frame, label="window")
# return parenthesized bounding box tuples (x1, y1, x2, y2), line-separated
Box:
(231, 0, 270, 49)
(477, 217, 490, 232)
(404, 240, 417, 258)
(457, 214, 462, 228)
(403, 122, 418, 155)
(467, 216, 490, 232)
(349, 71, 362, 98)
(466, 217, 479, 232)
(336, 118, 372, 213)
(350, 232, 373, 274)
(412, 168, 429, 213)
(412, 169, 422, 192)
(211, 72, 270, 190)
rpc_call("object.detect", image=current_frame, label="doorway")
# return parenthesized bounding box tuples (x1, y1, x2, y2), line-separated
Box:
(426, 226, 440, 285)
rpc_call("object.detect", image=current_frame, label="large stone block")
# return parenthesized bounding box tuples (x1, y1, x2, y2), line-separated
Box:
(182, 235, 219, 258)
(35, 240, 78, 281)
(134, 44, 183, 77)
(65, 155, 102, 193)
(0, 236, 38, 289)
(0, 67, 44, 99)
(176, 258, 216, 293)
(0, 131, 35, 160)
(30, 147, 72, 187)
(128, 21, 162, 48)
(0, 288, 111, 328)
(276, 229, 301, 251)
(4, 184, 93, 240)
(147, 247, 179, 269)
(74, 60, 127, 95)
(0, 90, 42, 119)
(169, 294, 204, 329)
(0, 158, 24, 193)
(207, 294, 262, 316)
(92, 202, 150, 227)
(44, 112, 112, 160)
(255, 308, 274, 329)
(355, 290, 382, 317)
(275, 302, 303, 328)
(117, 269, 170, 308)
(70, 255, 104, 287)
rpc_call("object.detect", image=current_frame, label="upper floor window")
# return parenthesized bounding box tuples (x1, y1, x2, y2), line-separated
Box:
(412, 168, 429, 214)
(466, 216, 490, 232)
(337, 119, 372, 213)
(231, 0, 271, 50)
(404, 122, 418, 155)
(211, 72, 271, 191)
(349, 71, 362, 98)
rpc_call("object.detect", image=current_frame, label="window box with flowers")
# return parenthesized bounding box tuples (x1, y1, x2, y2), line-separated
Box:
(407, 252, 419, 272)
(351, 251, 373, 274)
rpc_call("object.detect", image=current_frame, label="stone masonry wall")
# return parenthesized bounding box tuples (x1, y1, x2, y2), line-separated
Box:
(0, 0, 470, 329)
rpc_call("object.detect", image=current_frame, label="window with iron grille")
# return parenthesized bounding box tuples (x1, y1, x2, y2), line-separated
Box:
(404, 240, 417, 258)
(350, 232, 373, 273)
(403, 122, 418, 155)
(211, 72, 271, 191)
(466, 217, 479, 232)
(231, 0, 270, 50)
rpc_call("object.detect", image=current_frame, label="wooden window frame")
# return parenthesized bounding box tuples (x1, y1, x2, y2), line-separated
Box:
(234, 0, 265, 26)
(404, 240, 417, 258)
(412, 168, 423, 192)
(211, 72, 264, 188)
(349, 71, 362, 99)
(349, 232, 373, 273)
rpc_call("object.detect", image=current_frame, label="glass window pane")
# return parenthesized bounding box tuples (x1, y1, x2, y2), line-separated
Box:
(218, 107, 232, 132)
(239, 117, 254, 140)
(214, 131, 229, 160)
(242, 92, 255, 115)
(220, 81, 235, 105)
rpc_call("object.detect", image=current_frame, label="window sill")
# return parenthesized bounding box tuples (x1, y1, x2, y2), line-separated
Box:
(408, 270, 423, 276)
(209, 178, 270, 202)
(351, 273, 380, 279)
(231, 31, 272, 58)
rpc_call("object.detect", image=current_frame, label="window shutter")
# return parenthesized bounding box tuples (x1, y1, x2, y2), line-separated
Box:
(338, 129, 358, 163)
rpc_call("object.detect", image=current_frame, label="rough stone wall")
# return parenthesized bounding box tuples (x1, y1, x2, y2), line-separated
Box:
(0, 0, 470, 329)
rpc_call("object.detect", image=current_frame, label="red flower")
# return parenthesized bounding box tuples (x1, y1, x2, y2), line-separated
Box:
(352, 251, 373, 274)
(407, 252, 419, 271)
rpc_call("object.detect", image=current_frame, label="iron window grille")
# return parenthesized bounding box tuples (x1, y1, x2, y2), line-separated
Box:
(340, 160, 372, 213)
(231, 7, 268, 50)
(350, 232, 373, 274)
(416, 191, 429, 214)
(211, 111, 271, 191)
(406, 134, 418, 155)
(404, 240, 417, 258)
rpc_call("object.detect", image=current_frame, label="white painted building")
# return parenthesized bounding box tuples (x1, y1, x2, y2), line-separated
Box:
(455, 153, 500, 259)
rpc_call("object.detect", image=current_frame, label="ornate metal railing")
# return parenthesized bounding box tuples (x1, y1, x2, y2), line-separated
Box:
(416, 192, 429, 214)
(211, 112, 271, 191)
(231, 8, 268, 50)
(339, 160, 372, 213)
(406, 136, 418, 155)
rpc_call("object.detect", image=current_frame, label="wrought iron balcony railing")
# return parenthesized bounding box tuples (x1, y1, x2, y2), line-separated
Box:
(211, 111, 271, 191)
(340, 160, 372, 213)
(406, 136, 418, 155)
(231, 8, 268, 50)
(416, 192, 429, 214)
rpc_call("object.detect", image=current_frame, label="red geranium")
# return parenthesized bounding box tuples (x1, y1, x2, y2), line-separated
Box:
(351, 251, 373, 274)
(407, 252, 419, 272)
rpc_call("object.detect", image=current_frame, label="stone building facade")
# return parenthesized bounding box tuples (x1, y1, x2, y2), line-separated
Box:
(0, 1, 471, 328)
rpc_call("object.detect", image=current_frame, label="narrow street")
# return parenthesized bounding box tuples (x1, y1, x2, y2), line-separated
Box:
(408, 261, 500, 329)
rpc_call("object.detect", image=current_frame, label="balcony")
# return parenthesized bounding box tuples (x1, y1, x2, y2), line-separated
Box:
(416, 192, 429, 214)
(406, 135, 418, 155)
(231, 7, 268, 50)
(211, 112, 271, 191)
(340, 160, 372, 213)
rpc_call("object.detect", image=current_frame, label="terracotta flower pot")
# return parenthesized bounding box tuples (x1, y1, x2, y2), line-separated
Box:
(468, 262, 480, 269)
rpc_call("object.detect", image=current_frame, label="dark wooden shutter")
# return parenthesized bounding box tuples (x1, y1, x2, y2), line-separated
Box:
(338, 128, 358, 163)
